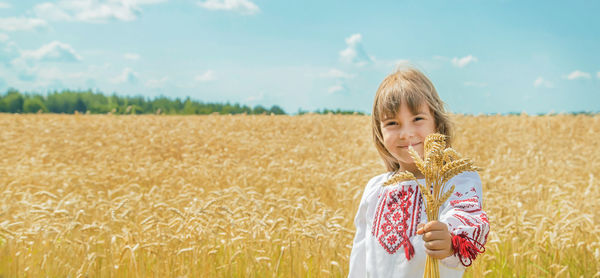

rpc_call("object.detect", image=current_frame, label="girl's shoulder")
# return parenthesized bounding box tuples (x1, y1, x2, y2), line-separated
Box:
(360, 172, 393, 196)
(355, 172, 392, 203)
(366, 172, 394, 187)
(447, 171, 482, 186)
(445, 171, 484, 199)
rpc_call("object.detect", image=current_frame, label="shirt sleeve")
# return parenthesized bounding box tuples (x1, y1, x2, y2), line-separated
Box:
(348, 193, 367, 277)
(438, 171, 490, 268)
(348, 174, 384, 277)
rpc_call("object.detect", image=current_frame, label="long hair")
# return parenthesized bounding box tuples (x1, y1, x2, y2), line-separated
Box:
(371, 67, 453, 172)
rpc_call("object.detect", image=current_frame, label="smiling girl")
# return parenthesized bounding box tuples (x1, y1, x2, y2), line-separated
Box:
(348, 67, 489, 277)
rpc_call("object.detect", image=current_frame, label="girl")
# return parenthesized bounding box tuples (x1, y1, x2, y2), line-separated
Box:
(348, 67, 489, 277)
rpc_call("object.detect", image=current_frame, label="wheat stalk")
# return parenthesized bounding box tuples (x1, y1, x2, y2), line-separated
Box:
(2, 114, 598, 277)
(385, 133, 479, 278)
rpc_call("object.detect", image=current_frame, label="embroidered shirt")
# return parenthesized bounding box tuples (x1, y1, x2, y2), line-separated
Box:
(348, 171, 490, 278)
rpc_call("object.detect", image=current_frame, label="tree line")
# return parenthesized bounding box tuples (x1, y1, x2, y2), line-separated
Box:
(0, 89, 287, 115)
(0, 89, 367, 116)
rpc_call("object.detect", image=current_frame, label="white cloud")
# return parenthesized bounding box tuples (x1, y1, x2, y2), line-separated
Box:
(245, 91, 264, 102)
(393, 59, 411, 69)
(145, 76, 168, 88)
(6, 56, 38, 81)
(0, 2, 11, 9)
(345, 33, 361, 45)
(20, 41, 82, 62)
(0, 37, 31, 73)
(197, 0, 259, 15)
(367, 58, 413, 73)
(124, 52, 140, 60)
(195, 70, 215, 82)
(566, 70, 591, 80)
(339, 33, 373, 66)
(320, 68, 355, 79)
(0, 17, 47, 31)
(33, 0, 168, 23)
(327, 84, 345, 94)
(33, 3, 72, 21)
(451, 55, 477, 68)
(533, 77, 553, 88)
(597, 72, 600, 79)
(464, 81, 487, 88)
(37, 66, 85, 80)
(112, 67, 139, 83)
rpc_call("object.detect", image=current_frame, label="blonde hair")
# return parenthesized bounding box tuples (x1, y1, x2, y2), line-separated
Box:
(371, 67, 453, 172)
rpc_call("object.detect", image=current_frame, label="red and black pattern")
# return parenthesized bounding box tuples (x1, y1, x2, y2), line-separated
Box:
(372, 185, 423, 260)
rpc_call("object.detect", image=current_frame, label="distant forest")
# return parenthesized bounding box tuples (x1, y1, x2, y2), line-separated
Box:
(0, 89, 364, 115)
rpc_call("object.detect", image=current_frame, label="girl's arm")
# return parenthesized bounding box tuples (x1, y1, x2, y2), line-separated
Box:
(348, 194, 368, 277)
(437, 171, 490, 268)
(348, 174, 385, 277)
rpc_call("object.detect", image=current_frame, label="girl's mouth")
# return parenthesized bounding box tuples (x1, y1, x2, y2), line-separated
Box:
(399, 142, 422, 149)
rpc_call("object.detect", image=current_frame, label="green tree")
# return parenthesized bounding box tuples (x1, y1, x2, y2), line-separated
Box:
(74, 97, 87, 113)
(253, 105, 267, 114)
(0, 88, 292, 115)
(23, 98, 48, 113)
(3, 90, 24, 113)
(183, 98, 197, 114)
(269, 105, 285, 115)
(130, 105, 143, 114)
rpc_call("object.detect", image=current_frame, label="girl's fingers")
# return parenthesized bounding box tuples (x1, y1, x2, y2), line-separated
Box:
(424, 239, 449, 251)
(426, 221, 448, 231)
(422, 230, 450, 241)
(416, 223, 425, 235)
(424, 248, 452, 259)
(419, 221, 448, 234)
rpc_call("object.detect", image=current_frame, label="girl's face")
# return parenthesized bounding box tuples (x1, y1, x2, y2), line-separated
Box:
(380, 101, 436, 169)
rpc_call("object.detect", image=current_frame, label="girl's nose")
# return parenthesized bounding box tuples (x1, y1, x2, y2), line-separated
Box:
(398, 126, 414, 140)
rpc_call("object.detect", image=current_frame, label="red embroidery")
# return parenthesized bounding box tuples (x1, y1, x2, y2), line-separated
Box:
(372, 186, 416, 259)
(451, 233, 485, 267)
(450, 197, 478, 206)
(453, 213, 483, 228)
(479, 212, 488, 223)
(479, 212, 490, 243)
(453, 213, 471, 226)
(408, 185, 422, 238)
(454, 191, 463, 197)
(450, 197, 481, 213)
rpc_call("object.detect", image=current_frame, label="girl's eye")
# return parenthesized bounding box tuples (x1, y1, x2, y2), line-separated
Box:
(414, 117, 424, 121)
(386, 121, 397, 126)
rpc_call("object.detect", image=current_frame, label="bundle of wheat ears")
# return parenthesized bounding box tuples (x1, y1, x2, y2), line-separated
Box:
(383, 133, 480, 278)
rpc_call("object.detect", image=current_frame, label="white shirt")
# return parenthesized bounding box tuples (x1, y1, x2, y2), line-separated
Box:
(348, 171, 489, 278)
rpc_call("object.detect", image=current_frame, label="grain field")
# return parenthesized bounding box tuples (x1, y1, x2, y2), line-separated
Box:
(0, 114, 598, 277)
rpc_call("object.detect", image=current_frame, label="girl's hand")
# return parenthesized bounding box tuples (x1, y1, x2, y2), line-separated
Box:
(416, 221, 453, 259)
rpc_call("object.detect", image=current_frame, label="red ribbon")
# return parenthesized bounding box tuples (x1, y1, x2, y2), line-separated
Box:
(451, 233, 485, 266)
(405, 241, 415, 260)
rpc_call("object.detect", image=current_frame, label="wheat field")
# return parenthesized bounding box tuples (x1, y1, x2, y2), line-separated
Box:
(0, 114, 599, 277)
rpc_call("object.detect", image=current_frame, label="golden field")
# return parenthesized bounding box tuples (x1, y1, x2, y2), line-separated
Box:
(0, 113, 599, 277)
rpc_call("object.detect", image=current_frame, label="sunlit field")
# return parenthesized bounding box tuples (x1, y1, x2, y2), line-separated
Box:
(0, 114, 599, 277)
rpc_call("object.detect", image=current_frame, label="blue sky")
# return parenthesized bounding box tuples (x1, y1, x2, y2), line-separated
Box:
(0, 0, 598, 114)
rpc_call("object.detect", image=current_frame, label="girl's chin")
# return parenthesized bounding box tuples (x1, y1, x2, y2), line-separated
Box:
(395, 152, 422, 159)
(394, 158, 416, 165)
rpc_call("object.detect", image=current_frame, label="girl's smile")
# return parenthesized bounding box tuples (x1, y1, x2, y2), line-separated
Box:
(398, 142, 422, 149)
